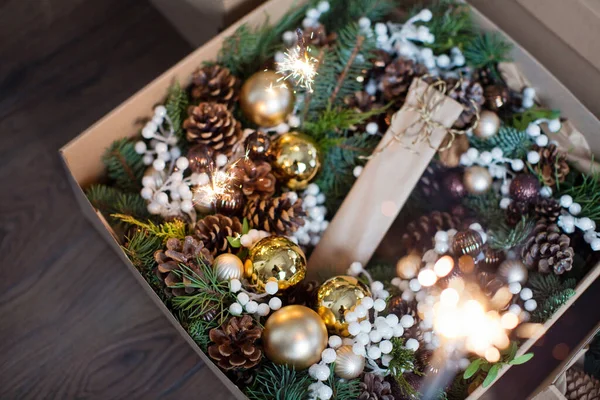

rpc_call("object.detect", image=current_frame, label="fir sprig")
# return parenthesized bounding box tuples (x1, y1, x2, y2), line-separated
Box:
(171, 263, 235, 321)
(246, 362, 311, 400)
(531, 288, 576, 322)
(86, 184, 149, 221)
(464, 32, 512, 81)
(111, 214, 187, 242)
(462, 192, 505, 227)
(417, 0, 474, 54)
(318, 0, 395, 33)
(327, 364, 361, 400)
(559, 169, 600, 222)
(303, 106, 389, 141)
(187, 318, 219, 352)
(488, 217, 534, 250)
(528, 272, 577, 322)
(469, 126, 532, 159)
(388, 338, 420, 398)
(165, 81, 190, 145)
(102, 138, 146, 192)
(122, 228, 165, 298)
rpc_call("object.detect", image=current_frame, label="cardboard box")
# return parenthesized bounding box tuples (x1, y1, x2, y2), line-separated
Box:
(531, 322, 600, 400)
(60, 0, 600, 398)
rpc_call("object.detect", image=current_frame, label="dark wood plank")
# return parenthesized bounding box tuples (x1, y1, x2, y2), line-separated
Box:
(0, 0, 233, 398)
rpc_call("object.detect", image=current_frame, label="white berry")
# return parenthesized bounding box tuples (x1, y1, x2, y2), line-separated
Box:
(229, 279, 241, 293)
(237, 292, 249, 306)
(328, 335, 342, 349)
(369, 330, 382, 343)
(527, 151, 540, 164)
(361, 297, 374, 310)
(520, 288, 533, 301)
(366, 122, 379, 135)
(229, 303, 243, 315)
(405, 338, 420, 351)
(386, 314, 399, 326)
(367, 346, 382, 360)
(569, 203, 582, 216)
(353, 165, 363, 178)
(379, 340, 393, 354)
(560, 195, 574, 208)
(268, 297, 282, 311)
(524, 299, 537, 311)
(265, 281, 279, 295)
(352, 343, 366, 356)
(526, 124, 541, 137)
(511, 159, 525, 171)
(400, 315, 415, 328)
(356, 332, 370, 346)
(314, 364, 330, 381)
(322, 348, 337, 364)
(591, 238, 600, 251)
(348, 322, 361, 336)
(257, 303, 271, 316)
(373, 299, 387, 312)
(548, 119, 561, 132)
(508, 282, 522, 294)
(535, 134, 549, 147)
(360, 320, 372, 333)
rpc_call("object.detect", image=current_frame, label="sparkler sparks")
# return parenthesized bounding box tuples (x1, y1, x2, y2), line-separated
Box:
(192, 164, 238, 212)
(276, 28, 318, 92)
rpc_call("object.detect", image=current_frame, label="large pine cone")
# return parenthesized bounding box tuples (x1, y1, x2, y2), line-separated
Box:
(534, 198, 562, 222)
(281, 280, 320, 308)
(208, 315, 262, 370)
(154, 236, 214, 297)
(190, 65, 239, 107)
(565, 367, 600, 400)
(402, 210, 462, 253)
(183, 102, 242, 155)
(532, 144, 570, 187)
(244, 193, 306, 236)
(230, 158, 276, 199)
(195, 214, 243, 256)
(381, 57, 428, 103)
(359, 373, 394, 400)
(446, 78, 485, 129)
(522, 220, 574, 274)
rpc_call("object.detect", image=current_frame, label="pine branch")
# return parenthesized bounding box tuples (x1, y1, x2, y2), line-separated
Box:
(327, 365, 361, 400)
(388, 338, 420, 398)
(319, 0, 396, 33)
(246, 362, 311, 400)
(462, 192, 505, 227)
(464, 32, 512, 81)
(531, 288, 576, 322)
(416, 0, 474, 54)
(188, 318, 219, 352)
(469, 126, 532, 159)
(102, 138, 146, 192)
(111, 214, 187, 242)
(122, 228, 165, 299)
(165, 81, 189, 145)
(488, 217, 534, 250)
(86, 184, 149, 222)
(329, 34, 365, 105)
(559, 169, 600, 222)
(303, 105, 389, 141)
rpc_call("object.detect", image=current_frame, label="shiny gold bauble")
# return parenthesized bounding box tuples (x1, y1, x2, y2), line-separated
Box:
(473, 110, 501, 139)
(213, 253, 244, 281)
(244, 236, 306, 292)
(239, 70, 295, 127)
(316, 276, 371, 336)
(334, 345, 365, 379)
(396, 253, 421, 279)
(464, 166, 492, 194)
(270, 132, 320, 190)
(215, 184, 244, 215)
(263, 305, 328, 370)
(498, 260, 528, 285)
(244, 130, 271, 160)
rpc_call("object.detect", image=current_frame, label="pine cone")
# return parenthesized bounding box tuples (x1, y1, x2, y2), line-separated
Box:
(565, 367, 600, 400)
(532, 144, 570, 187)
(359, 373, 394, 400)
(387, 296, 417, 319)
(343, 91, 388, 133)
(534, 198, 562, 222)
(381, 57, 428, 103)
(208, 315, 262, 370)
(154, 236, 214, 297)
(190, 65, 239, 107)
(506, 201, 530, 226)
(244, 193, 306, 236)
(522, 220, 574, 274)
(386, 374, 423, 400)
(416, 164, 443, 201)
(195, 214, 243, 256)
(183, 102, 242, 155)
(446, 78, 485, 129)
(281, 280, 320, 308)
(369, 50, 393, 78)
(304, 24, 337, 47)
(230, 158, 276, 199)
(402, 211, 462, 253)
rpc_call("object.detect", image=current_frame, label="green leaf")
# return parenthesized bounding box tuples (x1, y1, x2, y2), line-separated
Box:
(508, 341, 518, 361)
(511, 108, 561, 131)
(227, 236, 241, 248)
(482, 364, 502, 388)
(509, 353, 534, 365)
(463, 359, 483, 379)
(242, 218, 249, 235)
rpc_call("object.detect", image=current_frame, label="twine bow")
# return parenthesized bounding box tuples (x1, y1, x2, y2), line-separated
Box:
(363, 77, 478, 159)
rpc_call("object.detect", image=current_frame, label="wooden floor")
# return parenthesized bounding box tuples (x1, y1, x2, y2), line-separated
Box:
(0, 0, 598, 399)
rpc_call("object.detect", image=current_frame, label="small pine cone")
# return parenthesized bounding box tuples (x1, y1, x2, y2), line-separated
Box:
(195, 214, 243, 256)
(230, 158, 276, 199)
(183, 102, 242, 155)
(506, 201, 530, 226)
(208, 315, 262, 370)
(154, 236, 214, 297)
(244, 193, 306, 236)
(534, 198, 562, 222)
(522, 220, 574, 274)
(532, 144, 570, 187)
(565, 367, 600, 400)
(359, 373, 394, 400)
(303, 24, 337, 47)
(190, 65, 239, 107)
(369, 50, 393, 78)
(381, 57, 428, 103)
(281, 280, 320, 308)
(416, 163, 443, 201)
(446, 78, 485, 129)
(402, 211, 462, 253)
(386, 374, 423, 400)
(387, 295, 417, 319)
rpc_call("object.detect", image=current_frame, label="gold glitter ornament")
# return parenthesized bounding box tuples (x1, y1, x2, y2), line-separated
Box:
(316, 276, 371, 336)
(213, 253, 244, 281)
(263, 305, 328, 370)
(269, 132, 320, 190)
(464, 166, 492, 194)
(334, 345, 365, 379)
(244, 236, 306, 292)
(239, 70, 294, 127)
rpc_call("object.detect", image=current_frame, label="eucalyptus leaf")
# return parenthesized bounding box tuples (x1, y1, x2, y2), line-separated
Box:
(227, 236, 241, 248)
(509, 353, 534, 365)
(482, 364, 502, 388)
(464, 359, 483, 379)
(242, 218, 249, 234)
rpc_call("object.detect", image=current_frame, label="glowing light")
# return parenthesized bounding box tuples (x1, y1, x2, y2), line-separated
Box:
(434, 255, 454, 277)
(500, 312, 519, 330)
(192, 166, 236, 208)
(485, 347, 501, 362)
(418, 269, 438, 287)
(440, 288, 459, 307)
(276, 29, 318, 92)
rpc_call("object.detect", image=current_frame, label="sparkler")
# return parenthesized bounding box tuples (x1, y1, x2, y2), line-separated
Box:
(192, 163, 239, 212)
(276, 28, 318, 92)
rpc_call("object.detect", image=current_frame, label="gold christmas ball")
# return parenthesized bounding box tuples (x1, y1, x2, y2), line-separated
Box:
(498, 260, 528, 285)
(270, 132, 320, 190)
(239, 70, 295, 127)
(464, 166, 492, 194)
(473, 110, 501, 139)
(396, 253, 421, 279)
(244, 236, 306, 292)
(263, 305, 328, 370)
(316, 276, 371, 336)
(213, 253, 244, 281)
(334, 345, 365, 379)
